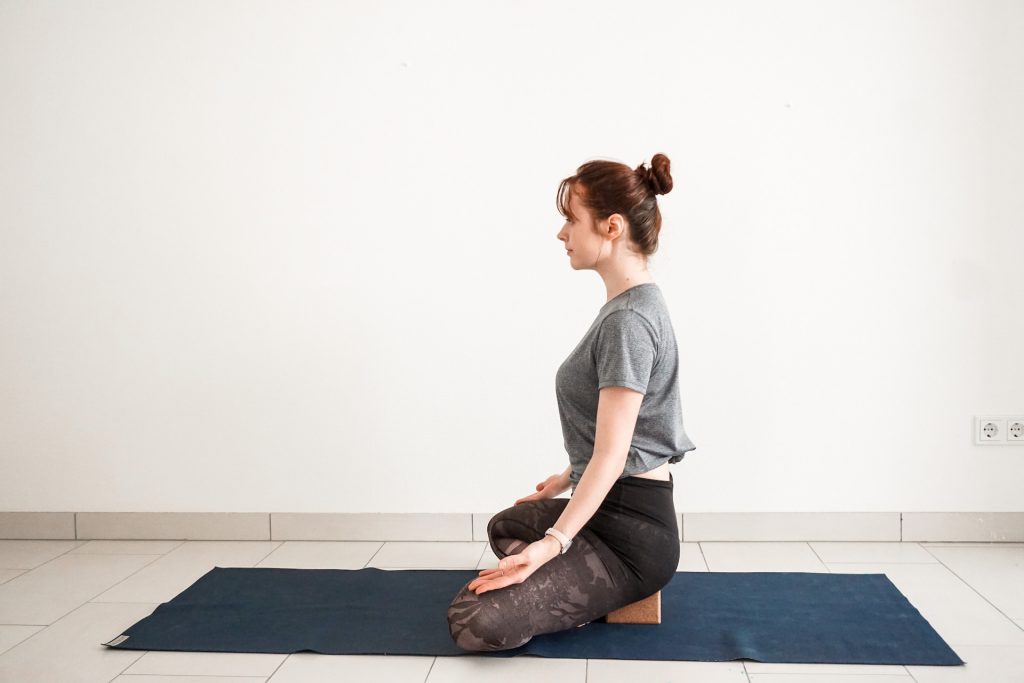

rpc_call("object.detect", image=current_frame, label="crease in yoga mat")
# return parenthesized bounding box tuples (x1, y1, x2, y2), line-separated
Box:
(100, 566, 965, 665)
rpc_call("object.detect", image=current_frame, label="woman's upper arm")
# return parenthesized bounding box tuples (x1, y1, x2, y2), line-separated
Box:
(590, 308, 657, 468)
(591, 385, 644, 467)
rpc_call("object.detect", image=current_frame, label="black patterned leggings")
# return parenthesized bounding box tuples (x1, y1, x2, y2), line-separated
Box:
(446, 473, 679, 652)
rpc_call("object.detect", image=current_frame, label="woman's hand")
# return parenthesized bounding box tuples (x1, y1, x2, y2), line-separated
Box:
(514, 472, 570, 505)
(468, 535, 562, 595)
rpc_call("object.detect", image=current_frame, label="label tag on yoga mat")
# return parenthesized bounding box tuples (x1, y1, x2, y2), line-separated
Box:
(103, 635, 129, 646)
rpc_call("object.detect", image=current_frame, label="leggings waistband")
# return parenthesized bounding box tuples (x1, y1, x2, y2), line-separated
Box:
(572, 471, 674, 496)
(614, 471, 674, 489)
(584, 471, 676, 531)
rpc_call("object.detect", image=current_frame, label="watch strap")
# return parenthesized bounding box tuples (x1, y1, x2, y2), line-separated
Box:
(544, 526, 572, 554)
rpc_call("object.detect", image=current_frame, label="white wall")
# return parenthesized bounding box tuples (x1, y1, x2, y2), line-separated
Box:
(1, 0, 1021, 515)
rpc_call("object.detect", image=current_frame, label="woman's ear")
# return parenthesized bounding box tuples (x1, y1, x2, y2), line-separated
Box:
(607, 214, 627, 239)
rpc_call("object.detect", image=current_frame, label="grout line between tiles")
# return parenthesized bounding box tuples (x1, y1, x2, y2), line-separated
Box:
(917, 542, 1024, 635)
(422, 655, 437, 682)
(9, 540, 149, 618)
(4, 551, 169, 663)
(82, 554, 166, 607)
(265, 648, 291, 681)
(805, 542, 832, 573)
(362, 541, 386, 568)
(106, 648, 146, 683)
(254, 539, 285, 567)
(696, 541, 710, 572)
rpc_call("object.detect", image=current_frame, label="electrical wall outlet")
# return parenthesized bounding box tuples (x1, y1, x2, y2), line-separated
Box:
(1009, 418, 1024, 442)
(975, 415, 1024, 445)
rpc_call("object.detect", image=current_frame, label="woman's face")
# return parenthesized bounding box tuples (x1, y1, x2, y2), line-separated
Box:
(557, 189, 607, 269)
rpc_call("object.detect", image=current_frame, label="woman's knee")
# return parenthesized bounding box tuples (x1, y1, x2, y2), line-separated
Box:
(486, 499, 565, 558)
(486, 503, 525, 537)
(486, 505, 524, 558)
(446, 586, 529, 652)
(486, 508, 521, 557)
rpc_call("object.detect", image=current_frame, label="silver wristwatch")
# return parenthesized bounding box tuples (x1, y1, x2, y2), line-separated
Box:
(544, 527, 573, 554)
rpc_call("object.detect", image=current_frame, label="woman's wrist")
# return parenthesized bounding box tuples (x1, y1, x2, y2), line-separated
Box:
(539, 533, 563, 558)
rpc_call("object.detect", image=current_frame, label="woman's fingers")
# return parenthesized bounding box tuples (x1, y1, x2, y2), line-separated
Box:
(473, 566, 523, 594)
(514, 475, 561, 505)
(471, 577, 503, 593)
(500, 554, 527, 573)
(468, 576, 490, 591)
(514, 492, 539, 505)
(475, 567, 501, 578)
(469, 555, 527, 590)
(476, 577, 512, 595)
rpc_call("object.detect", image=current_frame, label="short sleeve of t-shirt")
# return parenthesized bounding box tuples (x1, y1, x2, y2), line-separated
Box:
(594, 309, 658, 394)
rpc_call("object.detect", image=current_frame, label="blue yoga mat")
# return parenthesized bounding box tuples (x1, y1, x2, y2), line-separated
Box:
(101, 567, 964, 665)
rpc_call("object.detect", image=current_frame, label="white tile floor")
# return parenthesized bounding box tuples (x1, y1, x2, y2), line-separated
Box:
(1, 539, 1022, 682)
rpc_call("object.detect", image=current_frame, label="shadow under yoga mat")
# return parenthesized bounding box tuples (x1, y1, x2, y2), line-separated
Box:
(101, 567, 964, 665)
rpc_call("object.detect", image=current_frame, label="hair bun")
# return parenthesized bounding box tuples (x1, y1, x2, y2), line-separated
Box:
(638, 153, 673, 196)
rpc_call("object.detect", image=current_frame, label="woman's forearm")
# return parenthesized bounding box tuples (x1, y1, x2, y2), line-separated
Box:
(551, 455, 623, 539)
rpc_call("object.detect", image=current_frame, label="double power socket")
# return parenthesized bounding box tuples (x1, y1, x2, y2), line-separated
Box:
(975, 415, 1024, 445)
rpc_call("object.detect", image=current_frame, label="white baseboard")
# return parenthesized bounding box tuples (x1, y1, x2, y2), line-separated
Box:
(1, 511, 1022, 542)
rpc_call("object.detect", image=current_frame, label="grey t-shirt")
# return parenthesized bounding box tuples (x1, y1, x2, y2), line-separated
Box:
(555, 282, 697, 488)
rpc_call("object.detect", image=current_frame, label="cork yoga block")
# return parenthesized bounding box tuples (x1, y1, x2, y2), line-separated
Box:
(604, 590, 661, 624)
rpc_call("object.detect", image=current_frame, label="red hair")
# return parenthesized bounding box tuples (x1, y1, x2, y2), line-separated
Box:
(557, 153, 673, 257)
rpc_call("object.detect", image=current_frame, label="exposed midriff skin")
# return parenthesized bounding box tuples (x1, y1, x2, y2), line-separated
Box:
(628, 461, 670, 480)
